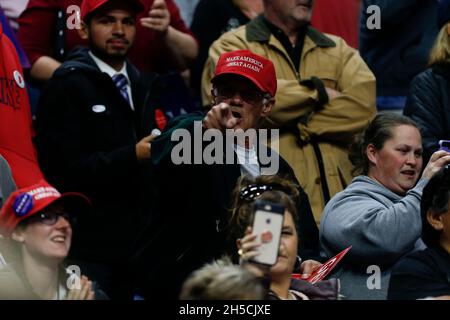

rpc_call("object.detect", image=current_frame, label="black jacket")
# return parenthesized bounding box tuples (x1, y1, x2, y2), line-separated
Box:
(130, 113, 320, 299)
(404, 63, 450, 164)
(359, 0, 438, 97)
(35, 48, 159, 263)
(388, 246, 450, 300)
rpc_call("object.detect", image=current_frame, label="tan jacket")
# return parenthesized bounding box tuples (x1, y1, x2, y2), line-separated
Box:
(202, 16, 376, 224)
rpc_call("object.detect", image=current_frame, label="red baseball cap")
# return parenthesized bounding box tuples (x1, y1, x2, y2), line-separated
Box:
(81, 0, 145, 21)
(0, 180, 91, 237)
(212, 50, 277, 97)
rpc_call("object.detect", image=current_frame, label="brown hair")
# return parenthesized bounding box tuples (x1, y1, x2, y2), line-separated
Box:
(180, 257, 265, 300)
(349, 113, 420, 176)
(0, 237, 21, 265)
(228, 175, 299, 242)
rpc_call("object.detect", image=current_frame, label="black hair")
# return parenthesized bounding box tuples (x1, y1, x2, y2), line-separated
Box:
(420, 165, 450, 247)
(349, 113, 420, 176)
(83, 0, 138, 26)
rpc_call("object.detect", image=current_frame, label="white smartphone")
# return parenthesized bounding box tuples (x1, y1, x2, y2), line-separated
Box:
(249, 199, 285, 266)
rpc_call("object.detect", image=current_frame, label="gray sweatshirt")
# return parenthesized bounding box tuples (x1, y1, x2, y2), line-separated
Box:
(320, 176, 428, 267)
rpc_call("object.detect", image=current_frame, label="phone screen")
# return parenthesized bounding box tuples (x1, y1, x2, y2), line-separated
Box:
(250, 199, 285, 266)
(439, 140, 450, 152)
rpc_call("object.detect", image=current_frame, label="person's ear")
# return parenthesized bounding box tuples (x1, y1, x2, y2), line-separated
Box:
(11, 228, 25, 243)
(366, 143, 378, 166)
(427, 209, 445, 232)
(77, 21, 89, 40)
(260, 97, 275, 117)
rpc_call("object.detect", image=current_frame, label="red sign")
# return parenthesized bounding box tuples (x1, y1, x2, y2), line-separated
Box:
(0, 24, 44, 187)
(304, 246, 352, 284)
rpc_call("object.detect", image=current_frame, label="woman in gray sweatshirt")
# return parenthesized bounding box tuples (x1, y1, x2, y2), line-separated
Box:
(319, 113, 450, 299)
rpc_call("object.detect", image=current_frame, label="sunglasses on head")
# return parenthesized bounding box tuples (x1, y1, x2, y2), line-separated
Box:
(239, 183, 292, 202)
(27, 210, 76, 226)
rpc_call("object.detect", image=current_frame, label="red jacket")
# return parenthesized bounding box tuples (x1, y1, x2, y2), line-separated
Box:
(311, 0, 360, 48)
(17, 0, 194, 73)
(0, 22, 44, 187)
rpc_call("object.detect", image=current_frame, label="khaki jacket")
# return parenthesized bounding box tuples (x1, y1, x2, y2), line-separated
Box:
(201, 16, 376, 224)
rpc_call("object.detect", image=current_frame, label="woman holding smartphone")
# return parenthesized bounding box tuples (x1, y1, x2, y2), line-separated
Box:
(320, 113, 450, 299)
(228, 175, 339, 300)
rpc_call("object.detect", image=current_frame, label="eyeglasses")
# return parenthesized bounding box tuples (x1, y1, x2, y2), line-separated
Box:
(213, 86, 269, 105)
(27, 211, 76, 226)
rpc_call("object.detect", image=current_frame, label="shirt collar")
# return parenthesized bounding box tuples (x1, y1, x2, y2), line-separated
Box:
(262, 16, 307, 46)
(246, 15, 336, 48)
(88, 50, 130, 83)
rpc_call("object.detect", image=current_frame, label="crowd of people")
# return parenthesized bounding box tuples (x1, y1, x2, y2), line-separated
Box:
(0, 0, 449, 301)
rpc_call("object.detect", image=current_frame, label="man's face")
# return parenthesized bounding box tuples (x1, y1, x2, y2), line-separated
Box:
(82, 5, 136, 61)
(267, 0, 315, 25)
(212, 75, 273, 131)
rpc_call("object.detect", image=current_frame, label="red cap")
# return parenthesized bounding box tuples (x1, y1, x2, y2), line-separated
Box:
(0, 180, 91, 237)
(81, 0, 145, 21)
(212, 50, 277, 97)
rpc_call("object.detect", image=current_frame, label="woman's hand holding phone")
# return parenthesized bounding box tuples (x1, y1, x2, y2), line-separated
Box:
(238, 227, 270, 278)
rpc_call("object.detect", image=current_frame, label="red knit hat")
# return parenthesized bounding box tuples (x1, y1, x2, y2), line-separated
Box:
(81, 0, 145, 21)
(212, 50, 277, 97)
(0, 180, 90, 237)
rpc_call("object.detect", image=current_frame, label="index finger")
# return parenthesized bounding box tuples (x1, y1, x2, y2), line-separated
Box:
(218, 103, 239, 128)
(151, 0, 167, 10)
(143, 133, 158, 143)
(218, 103, 232, 118)
(430, 149, 450, 161)
(436, 155, 450, 167)
(79, 280, 91, 300)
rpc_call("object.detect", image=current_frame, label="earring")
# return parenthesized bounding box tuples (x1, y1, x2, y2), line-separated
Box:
(293, 255, 302, 273)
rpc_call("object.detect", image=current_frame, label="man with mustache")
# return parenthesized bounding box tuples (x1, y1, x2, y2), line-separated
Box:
(202, 0, 376, 226)
(18, 0, 198, 81)
(34, 0, 161, 299)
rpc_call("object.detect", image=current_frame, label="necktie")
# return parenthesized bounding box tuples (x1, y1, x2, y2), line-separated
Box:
(112, 74, 130, 105)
